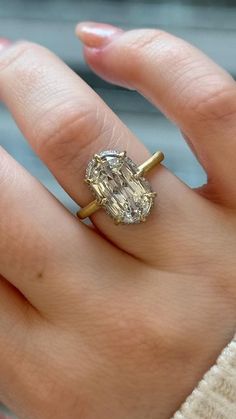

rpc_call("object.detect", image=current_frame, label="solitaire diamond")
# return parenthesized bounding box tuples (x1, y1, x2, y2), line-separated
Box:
(85, 150, 156, 224)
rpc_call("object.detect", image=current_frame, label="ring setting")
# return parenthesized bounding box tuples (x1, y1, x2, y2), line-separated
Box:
(77, 150, 164, 225)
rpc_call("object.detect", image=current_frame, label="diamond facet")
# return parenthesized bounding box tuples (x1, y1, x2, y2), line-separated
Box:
(86, 150, 155, 224)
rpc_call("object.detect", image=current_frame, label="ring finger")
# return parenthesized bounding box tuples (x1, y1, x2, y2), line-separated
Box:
(0, 40, 191, 263)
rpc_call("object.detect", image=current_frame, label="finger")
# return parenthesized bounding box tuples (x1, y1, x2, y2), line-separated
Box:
(0, 146, 116, 312)
(76, 23, 236, 207)
(0, 275, 32, 406)
(0, 275, 29, 349)
(0, 40, 193, 263)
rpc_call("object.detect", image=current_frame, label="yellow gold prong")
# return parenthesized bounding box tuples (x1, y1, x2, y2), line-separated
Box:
(134, 171, 142, 179)
(85, 178, 93, 184)
(98, 197, 108, 206)
(114, 217, 122, 225)
(145, 192, 157, 198)
(94, 154, 103, 163)
(119, 151, 126, 158)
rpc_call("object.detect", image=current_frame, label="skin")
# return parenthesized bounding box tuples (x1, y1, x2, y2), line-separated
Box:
(0, 22, 235, 419)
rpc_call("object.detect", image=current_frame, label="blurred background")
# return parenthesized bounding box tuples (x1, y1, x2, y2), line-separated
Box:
(0, 0, 236, 416)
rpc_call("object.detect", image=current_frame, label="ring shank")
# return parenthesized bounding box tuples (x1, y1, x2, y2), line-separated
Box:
(77, 200, 100, 220)
(77, 150, 164, 220)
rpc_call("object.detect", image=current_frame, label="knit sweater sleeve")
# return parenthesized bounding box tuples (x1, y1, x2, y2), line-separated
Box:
(172, 335, 236, 419)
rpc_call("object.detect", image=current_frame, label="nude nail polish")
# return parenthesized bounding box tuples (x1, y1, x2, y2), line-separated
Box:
(76, 22, 123, 48)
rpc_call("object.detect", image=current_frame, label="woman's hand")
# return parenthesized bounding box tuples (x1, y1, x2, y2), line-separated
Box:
(0, 24, 235, 419)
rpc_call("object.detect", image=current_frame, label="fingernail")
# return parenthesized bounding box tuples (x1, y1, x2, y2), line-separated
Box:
(0, 38, 12, 54)
(76, 22, 123, 48)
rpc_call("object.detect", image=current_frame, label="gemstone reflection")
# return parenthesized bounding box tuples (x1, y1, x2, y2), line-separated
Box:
(86, 150, 155, 224)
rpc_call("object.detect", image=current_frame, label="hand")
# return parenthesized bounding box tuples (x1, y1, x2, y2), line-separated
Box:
(0, 24, 236, 419)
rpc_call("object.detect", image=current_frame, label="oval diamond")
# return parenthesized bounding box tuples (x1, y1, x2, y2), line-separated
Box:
(86, 150, 156, 224)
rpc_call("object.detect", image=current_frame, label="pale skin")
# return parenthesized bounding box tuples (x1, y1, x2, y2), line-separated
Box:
(0, 21, 236, 419)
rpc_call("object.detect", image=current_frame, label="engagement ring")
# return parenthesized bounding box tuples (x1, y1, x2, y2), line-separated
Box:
(77, 150, 164, 224)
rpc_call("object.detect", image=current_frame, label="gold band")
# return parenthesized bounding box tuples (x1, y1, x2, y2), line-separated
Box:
(77, 151, 164, 220)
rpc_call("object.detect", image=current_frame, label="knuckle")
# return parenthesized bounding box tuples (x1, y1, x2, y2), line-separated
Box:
(127, 29, 166, 52)
(0, 41, 52, 104)
(122, 29, 168, 82)
(34, 101, 104, 167)
(0, 41, 42, 74)
(94, 298, 181, 366)
(188, 85, 236, 123)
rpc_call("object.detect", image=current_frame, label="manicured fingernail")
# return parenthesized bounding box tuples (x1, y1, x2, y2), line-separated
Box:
(76, 22, 123, 48)
(0, 38, 12, 54)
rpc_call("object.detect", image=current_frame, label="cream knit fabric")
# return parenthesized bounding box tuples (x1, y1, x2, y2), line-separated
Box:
(173, 335, 236, 419)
